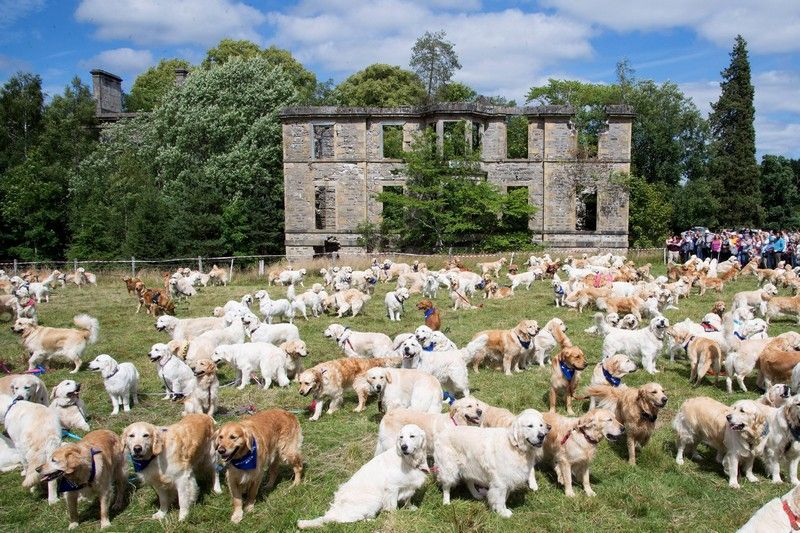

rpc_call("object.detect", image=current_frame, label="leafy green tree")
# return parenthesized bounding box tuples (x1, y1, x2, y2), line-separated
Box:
(377, 129, 535, 251)
(708, 35, 760, 227)
(506, 116, 529, 159)
(760, 155, 800, 229)
(670, 178, 721, 232)
(126, 58, 191, 112)
(622, 173, 673, 247)
(410, 30, 461, 101)
(0, 72, 44, 171)
(435, 82, 477, 103)
(333, 64, 426, 107)
(203, 39, 261, 67)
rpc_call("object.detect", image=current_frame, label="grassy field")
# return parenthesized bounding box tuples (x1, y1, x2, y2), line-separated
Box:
(0, 255, 795, 532)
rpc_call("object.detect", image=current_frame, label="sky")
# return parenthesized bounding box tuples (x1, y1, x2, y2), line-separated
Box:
(1, 0, 798, 157)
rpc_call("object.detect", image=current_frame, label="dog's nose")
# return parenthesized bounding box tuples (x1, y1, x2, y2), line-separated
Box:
(476, 409, 483, 416)
(400, 444, 408, 452)
(376, 385, 382, 392)
(217, 446, 226, 455)
(546, 424, 552, 431)
(35, 465, 43, 473)
(538, 432, 546, 440)
(133, 445, 143, 454)
(726, 414, 732, 422)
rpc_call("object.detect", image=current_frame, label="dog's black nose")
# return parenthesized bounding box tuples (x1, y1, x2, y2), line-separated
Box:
(546, 424, 552, 431)
(133, 445, 143, 454)
(726, 414, 732, 422)
(376, 385, 382, 391)
(538, 433, 546, 440)
(217, 446, 226, 455)
(476, 409, 483, 416)
(400, 444, 408, 452)
(35, 465, 43, 473)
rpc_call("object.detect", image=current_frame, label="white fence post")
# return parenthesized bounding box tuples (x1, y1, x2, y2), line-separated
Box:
(73, 258, 78, 271)
(198, 256, 202, 272)
(229, 258, 234, 282)
(258, 259, 264, 276)
(13, 259, 17, 275)
(131, 257, 136, 277)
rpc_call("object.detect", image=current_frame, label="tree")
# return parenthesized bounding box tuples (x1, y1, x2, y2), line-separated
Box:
(333, 64, 426, 107)
(409, 30, 461, 101)
(760, 155, 800, 229)
(377, 128, 535, 251)
(0, 72, 44, 171)
(435, 82, 477, 103)
(203, 39, 261, 67)
(622, 173, 673, 247)
(708, 35, 760, 227)
(670, 178, 721, 232)
(126, 58, 191, 112)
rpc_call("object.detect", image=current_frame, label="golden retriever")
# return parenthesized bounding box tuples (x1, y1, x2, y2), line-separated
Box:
(122, 414, 220, 521)
(541, 409, 624, 496)
(667, 328, 725, 387)
(215, 409, 303, 523)
(758, 344, 800, 387)
(586, 382, 668, 465)
(12, 315, 99, 373)
(550, 346, 588, 415)
(587, 354, 637, 409)
(37, 429, 126, 529)
(472, 319, 540, 375)
(595, 295, 647, 321)
(183, 358, 219, 417)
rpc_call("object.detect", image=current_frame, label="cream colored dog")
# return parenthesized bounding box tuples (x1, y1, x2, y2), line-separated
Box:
(324, 323, 393, 358)
(365, 367, 443, 414)
(49, 379, 90, 431)
(12, 314, 99, 373)
(0, 374, 48, 404)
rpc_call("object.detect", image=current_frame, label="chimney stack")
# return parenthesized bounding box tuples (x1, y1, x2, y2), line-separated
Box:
(175, 68, 189, 86)
(90, 69, 123, 116)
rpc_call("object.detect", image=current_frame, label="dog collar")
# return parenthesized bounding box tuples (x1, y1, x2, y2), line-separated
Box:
(789, 423, 800, 443)
(701, 321, 718, 332)
(369, 278, 377, 285)
(734, 331, 747, 340)
(682, 336, 695, 350)
(560, 430, 572, 445)
(130, 454, 155, 472)
(394, 293, 404, 305)
(449, 415, 458, 427)
(3, 398, 20, 419)
(761, 421, 770, 438)
(517, 335, 531, 350)
(578, 427, 599, 445)
(601, 365, 621, 387)
(559, 361, 575, 381)
(229, 439, 258, 470)
(784, 499, 800, 531)
(442, 391, 456, 406)
(555, 285, 564, 295)
(105, 366, 119, 379)
(58, 449, 100, 493)
(423, 342, 435, 352)
(640, 410, 658, 423)
(424, 308, 435, 319)
(158, 354, 172, 368)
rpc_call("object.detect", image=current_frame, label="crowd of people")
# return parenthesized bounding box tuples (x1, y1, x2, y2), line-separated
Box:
(665, 228, 799, 268)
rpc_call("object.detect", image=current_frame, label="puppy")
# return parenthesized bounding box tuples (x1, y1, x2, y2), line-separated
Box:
(37, 429, 126, 529)
(123, 414, 220, 521)
(365, 367, 443, 414)
(149, 342, 196, 400)
(586, 382, 668, 465)
(12, 314, 99, 373)
(434, 410, 550, 517)
(374, 397, 484, 455)
(215, 409, 303, 523)
(298, 357, 400, 420)
(417, 299, 441, 330)
(541, 409, 624, 496)
(472, 319, 540, 375)
(88, 354, 140, 415)
(385, 287, 410, 321)
(0, 373, 48, 404)
(298, 424, 427, 529)
(587, 354, 637, 409)
(550, 346, 588, 415)
(673, 397, 768, 488)
(183, 359, 219, 417)
(49, 380, 90, 432)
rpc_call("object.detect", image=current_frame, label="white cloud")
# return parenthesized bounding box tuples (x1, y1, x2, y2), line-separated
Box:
(268, 1, 593, 102)
(79, 48, 155, 77)
(75, 0, 267, 46)
(756, 118, 800, 157)
(0, 0, 44, 28)
(0, 53, 31, 73)
(543, 0, 800, 53)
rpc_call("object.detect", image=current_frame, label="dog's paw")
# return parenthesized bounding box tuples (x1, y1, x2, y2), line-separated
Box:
(231, 510, 244, 524)
(152, 511, 166, 520)
(497, 508, 513, 518)
(68, 522, 80, 530)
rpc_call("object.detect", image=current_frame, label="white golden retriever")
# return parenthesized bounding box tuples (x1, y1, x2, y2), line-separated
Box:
(212, 342, 291, 390)
(399, 337, 476, 397)
(297, 424, 428, 529)
(49, 379, 90, 431)
(434, 409, 550, 517)
(242, 312, 300, 344)
(365, 367, 443, 414)
(414, 325, 458, 351)
(602, 316, 669, 374)
(324, 323, 393, 358)
(185, 316, 246, 363)
(155, 315, 225, 341)
(148, 343, 196, 399)
(88, 354, 140, 415)
(0, 374, 48, 404)
(384, 287, 410, 321)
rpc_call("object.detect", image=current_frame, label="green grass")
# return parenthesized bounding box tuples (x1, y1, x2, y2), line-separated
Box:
(0, 256, 795, 532)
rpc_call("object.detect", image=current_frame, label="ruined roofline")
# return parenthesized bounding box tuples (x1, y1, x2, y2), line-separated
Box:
(279, 103, 634, 120)
(90, 69, 123, 82)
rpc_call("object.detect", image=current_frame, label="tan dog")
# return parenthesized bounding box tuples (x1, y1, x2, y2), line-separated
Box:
(122, 276, 141, 295)
(564, 286, 611, 313)
(298, 357, 400, 421)
(477, 257, 507, 277)
(550, 346, 588, 415)
(474, 397, 516, 427)
(587, 354, 637, 409)
(765, 294, 800, 324)
(586, 382, 668, 465)
(12, 315, 98, 373)
(472, 319, 540, 375)
(667, 328, 724, 387)
(595, 295, 646, 321)
(416, 299, 441, 331)
(280, 339, 308, 381)
(485, 282, 513, 299)
(37, 429, 126, 529)
(758, 344, 800, 387)
(541, 409, 624, 496)
(695, 274, 724, 295)
(215, 409, 303, 523)
(184, 359, 219, 417)
(449, 278, 480, 310)
(122, 414, 220, 521)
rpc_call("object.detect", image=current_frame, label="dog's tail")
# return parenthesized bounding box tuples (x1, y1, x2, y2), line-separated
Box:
(375, 356, 403, 368)
(593, 312, 611, 337)
(462, 334, 488, 363)
(74, 314, 99, 344)
(595, 297, 609, 312)
(585, 384, 623, 410)
(297, 517, 326, 529)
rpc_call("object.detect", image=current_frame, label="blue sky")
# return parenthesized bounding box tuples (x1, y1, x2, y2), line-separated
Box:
(1, 0, 798, 156)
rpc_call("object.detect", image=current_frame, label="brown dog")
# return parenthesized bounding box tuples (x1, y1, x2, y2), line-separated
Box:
(135, 285, 175, 316)
(668, 329, 724, 387)
(549, 346, 588, 415)
(215, 409, 303, 523)
(758, 345, 800, 387)
(416, 299, 441, 331)
(472, 319, 540, 375)
(122, 276, 141, 295)
(586, 382, 668, 465)
(38, 429, 127, 529)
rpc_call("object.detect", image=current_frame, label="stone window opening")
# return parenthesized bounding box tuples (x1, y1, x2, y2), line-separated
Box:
(382, 124, 404, 159)
(315, 185, 336, 230)
(381, 185, 404, 225)
(575, 185, 597, 231)
(472, 122, 482, 152)
(313, 124, 334, 159)
(443, 120, 467, 157)
(505, 185, 530, 231)
(506, 116, 528, 159)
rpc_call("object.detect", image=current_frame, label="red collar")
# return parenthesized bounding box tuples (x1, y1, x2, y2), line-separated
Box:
(449, 416, 458, 427)
(783, 499, 800, 530)
(560, 430, 571, 445)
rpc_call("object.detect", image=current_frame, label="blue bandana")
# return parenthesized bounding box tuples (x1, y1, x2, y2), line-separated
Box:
(424, 308, 435, 319)
(58, 449, 99, 493)
(230, 440, 258, 470)
(423, 343, 435, 352)
(476, 280, 485, 289)
(517, 335, 531, 350)
(369, 278, 377, 285)
(130, 455, 154, 472)
(560, 361, 575, 381)
(602, 365, 621, 387)
(555, 285, 564, 295)
(442, 391, 456, 406)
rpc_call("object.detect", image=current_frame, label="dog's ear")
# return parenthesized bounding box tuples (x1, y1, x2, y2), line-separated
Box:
(241, 426, 255, 452)
(507, 416, 525, 449)
(384, 370, 392, 384)
(50, 384, 58, 401)
(152, 427, 165, 456)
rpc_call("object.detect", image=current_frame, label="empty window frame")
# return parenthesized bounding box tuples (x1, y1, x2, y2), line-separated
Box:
(315, 185, 336, 230)
(506, 116, 528, 159)
(505, 186, 530, 231)
(575, 185, 597, 231)
(472, 122, 482, 151)
(313, 124, 334, 159)
(382, 124, 404, 159)
(443, 120, 467, 157)
(381, 185, 404, 225)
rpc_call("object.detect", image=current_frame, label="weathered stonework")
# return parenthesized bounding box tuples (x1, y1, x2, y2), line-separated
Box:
(281, 103, 633, 259)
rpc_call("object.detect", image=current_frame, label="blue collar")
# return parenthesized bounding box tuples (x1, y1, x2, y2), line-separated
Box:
(229, 439, 258, 470)
(4, 398, 20, 419)
(602, 365, 621, 387)
(422, 342, 435, 352)
(555, 285, 564, 295)
(424, 308, 435, 319)
(734, 331, 746, 340)
(761, 421, 770, 438)
(517, 335, 531, 350)
(442, 391, 456, 406)
(130, 454, 154, 472)
(560, 361, 575, 381)
(369, 278, 377, 285)
(58, 449, 99, 493)
(790, 424, 800, 443)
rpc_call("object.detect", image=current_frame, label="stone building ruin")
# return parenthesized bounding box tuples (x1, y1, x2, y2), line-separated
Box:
(280, 103, 633, 259)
